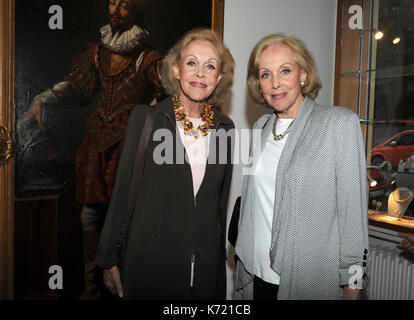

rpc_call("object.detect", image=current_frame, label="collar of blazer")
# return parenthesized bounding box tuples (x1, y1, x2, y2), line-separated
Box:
(269, 96, 316, 275)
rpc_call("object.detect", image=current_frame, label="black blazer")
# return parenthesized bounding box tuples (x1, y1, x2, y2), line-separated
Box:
(95, 96, 234, 299)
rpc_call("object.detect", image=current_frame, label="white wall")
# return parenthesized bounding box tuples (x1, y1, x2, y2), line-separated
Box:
(222, 0, 338, 299)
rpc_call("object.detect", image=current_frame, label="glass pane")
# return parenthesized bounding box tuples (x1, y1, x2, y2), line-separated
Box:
(337, 0, 414, 220)
(367, 0, 414, 219)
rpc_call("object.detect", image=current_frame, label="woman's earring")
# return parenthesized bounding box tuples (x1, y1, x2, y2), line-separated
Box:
(300, 81, 305, 87)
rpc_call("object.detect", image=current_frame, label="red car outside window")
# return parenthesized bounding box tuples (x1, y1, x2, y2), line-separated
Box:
(371, 129, 414, 168)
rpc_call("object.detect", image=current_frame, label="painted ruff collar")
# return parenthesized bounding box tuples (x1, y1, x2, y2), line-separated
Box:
(100, 24, 149, 54)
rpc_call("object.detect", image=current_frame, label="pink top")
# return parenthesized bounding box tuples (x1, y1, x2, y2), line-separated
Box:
(177, 117, 210, 196)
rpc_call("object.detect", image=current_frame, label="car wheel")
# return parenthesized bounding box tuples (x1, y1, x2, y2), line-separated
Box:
(371, 155, 385, 166)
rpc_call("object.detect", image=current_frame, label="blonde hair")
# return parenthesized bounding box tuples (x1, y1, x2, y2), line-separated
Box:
(247, 33, 322, 104)
(161, 28, 235, 108)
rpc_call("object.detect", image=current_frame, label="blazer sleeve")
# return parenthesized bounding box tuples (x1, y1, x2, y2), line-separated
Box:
(94, 105, 149, 269)
(335, 112, 369, 288)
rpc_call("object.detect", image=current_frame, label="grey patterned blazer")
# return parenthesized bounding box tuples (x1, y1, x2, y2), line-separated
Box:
(234, 97, 369, 300)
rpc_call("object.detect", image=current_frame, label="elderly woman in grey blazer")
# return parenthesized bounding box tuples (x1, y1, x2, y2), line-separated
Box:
(233, 34, 369, 300)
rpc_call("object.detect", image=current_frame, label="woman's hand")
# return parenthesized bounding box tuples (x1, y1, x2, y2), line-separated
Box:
(103, 265, 124, 298)
(17, 99, 43, 133)
(343, 286, 362, 300)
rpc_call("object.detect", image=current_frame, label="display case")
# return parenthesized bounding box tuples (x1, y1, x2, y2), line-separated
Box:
(335, 0, 414, 232)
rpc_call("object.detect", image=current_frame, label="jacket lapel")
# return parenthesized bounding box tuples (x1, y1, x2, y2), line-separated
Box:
(155, 97, 233, 197)
(260, 113, 276, 156)
(274, 96, 315, 197)
(155, 97, 194, 195)
(198, 106, 233, 194)
(270, 96, 315, 273)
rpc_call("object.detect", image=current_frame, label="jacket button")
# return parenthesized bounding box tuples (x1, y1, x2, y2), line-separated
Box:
(364, 249, 368, 254)
(363, 262, 367, 267)
(363, 255, 367, 260)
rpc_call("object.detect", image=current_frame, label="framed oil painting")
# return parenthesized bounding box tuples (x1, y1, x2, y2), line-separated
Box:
(0, 0, 225, 300)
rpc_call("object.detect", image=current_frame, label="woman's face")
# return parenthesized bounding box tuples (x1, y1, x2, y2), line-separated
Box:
(258, 43, 307, 118)
(173, 39, 223, 104)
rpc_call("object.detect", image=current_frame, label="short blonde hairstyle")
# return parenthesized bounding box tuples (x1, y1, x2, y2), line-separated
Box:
(247, 33, 322, 103)
(161, 28, 235, 108)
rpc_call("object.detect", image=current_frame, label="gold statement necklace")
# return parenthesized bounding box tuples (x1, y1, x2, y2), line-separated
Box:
(173, 95, 215, 139)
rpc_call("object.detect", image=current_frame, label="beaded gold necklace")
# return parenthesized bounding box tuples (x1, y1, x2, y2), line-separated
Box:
(172, 95, 215, 139)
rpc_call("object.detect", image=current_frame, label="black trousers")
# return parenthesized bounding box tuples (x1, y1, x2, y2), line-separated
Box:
(253, 276, 279, 300)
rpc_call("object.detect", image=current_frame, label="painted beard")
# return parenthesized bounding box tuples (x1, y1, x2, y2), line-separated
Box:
(109, 14, 130, 33)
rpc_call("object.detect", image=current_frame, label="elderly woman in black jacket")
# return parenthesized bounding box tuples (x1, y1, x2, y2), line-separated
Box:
(95, 28, 235, 300)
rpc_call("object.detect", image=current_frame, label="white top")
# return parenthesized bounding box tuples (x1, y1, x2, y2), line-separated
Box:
(253, 117, 293, 285)
(177, 117, 210, 196)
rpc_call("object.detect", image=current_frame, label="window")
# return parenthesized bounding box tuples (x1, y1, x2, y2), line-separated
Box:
(335, 0, 414, 222)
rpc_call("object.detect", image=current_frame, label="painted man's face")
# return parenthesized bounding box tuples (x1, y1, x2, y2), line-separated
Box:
(108, 0, 137, 33)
